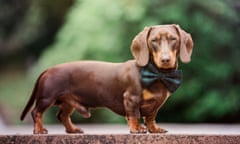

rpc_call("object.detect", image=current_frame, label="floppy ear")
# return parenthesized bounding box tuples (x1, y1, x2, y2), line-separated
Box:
(173, 24, 193, 63)
(131, 27, 151, 66)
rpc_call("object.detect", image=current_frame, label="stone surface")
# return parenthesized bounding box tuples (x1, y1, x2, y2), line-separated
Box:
(1, 134, 240, 144)
(1, 124, 240, 144)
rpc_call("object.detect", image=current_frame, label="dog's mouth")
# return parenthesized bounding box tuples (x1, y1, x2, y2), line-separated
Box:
(155, 62, 176, 70)
(151, 55, 176, 70)
(149, 61, 176, 71)
(161, 63, 171, 68)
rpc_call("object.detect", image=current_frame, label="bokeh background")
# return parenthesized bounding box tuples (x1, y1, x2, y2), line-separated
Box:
(0, 0, 239, 125)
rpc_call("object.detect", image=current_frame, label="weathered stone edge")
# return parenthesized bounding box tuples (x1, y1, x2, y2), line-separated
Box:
(1, 134, 240, 144)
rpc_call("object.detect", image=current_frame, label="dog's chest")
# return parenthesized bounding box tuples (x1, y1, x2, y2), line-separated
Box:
(140, 83, 171, 116)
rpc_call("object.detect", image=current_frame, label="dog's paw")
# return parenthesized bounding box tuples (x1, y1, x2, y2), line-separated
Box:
(66, 127, 84, 134)
(82, 111, 91, 118)
(130, 126, 147, 134)
(148, 127, 168, 133)
(33, 128, 48, 134)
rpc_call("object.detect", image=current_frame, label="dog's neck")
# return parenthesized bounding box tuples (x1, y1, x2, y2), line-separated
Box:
(140, 59, 182, 93)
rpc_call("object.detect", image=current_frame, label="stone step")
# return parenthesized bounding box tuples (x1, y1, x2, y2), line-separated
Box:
(1, 124, 240, 144)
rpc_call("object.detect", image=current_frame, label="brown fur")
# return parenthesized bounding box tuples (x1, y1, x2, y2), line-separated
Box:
(20, 24, 193, 134)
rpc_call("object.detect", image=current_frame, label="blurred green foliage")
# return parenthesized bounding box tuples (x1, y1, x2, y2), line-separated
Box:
(1, 0, 239, 124)
(31, 0, 240, 123)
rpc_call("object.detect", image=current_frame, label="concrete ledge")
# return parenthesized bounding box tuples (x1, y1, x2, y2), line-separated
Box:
(1, 124, 240, 144)
(1, 134, 240, 144)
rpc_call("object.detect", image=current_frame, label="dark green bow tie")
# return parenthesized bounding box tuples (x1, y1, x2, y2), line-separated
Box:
(141, 63, 182, 93)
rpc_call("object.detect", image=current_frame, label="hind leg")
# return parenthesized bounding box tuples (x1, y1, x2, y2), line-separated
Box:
(66, 97, 91, 119)
(31, 102, 51, 134)
(57, 103, 83, 133)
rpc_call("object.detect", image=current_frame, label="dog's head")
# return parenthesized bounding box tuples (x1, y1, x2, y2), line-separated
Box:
(131, 24, 193, 69)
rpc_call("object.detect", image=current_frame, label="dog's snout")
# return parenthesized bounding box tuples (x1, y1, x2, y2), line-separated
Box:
(161, 55, 170, 64)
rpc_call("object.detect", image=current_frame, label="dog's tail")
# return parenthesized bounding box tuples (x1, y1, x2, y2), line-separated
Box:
(20, 71, 46, 121)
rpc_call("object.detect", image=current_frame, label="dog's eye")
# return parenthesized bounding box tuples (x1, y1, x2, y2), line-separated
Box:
(169, 37, 177, 41)
(151, 38, 158, 42)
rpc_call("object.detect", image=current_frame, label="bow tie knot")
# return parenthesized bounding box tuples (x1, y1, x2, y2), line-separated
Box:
(141, 63, 182, 93)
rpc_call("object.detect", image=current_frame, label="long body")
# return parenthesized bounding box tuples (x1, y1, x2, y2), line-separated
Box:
(21, 24, 193, 134)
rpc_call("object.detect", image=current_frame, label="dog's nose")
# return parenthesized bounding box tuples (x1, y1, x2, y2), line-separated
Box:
(161, 56, 170, 64)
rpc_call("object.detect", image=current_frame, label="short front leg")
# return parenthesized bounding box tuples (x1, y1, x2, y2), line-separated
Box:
(126, 116, 147, 133)
(123, 91, 146, 133)
(144, 112, 167, 133)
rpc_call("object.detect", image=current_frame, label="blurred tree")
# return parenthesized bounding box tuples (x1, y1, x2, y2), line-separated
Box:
(32, 0, 240, 123)
(0, 0, 74, 124)
(0, 0, 74, 66)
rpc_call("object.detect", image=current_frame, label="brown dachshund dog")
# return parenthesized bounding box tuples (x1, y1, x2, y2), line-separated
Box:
(20, 24, 193, 134)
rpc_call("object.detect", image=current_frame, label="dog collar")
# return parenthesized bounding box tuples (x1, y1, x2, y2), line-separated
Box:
(141, 62, 182, 93)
